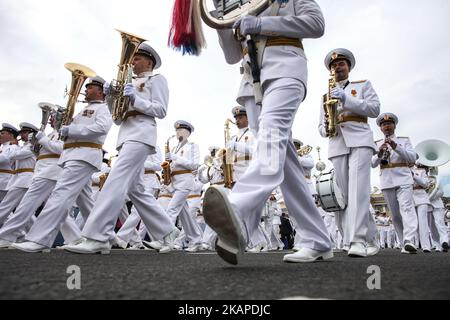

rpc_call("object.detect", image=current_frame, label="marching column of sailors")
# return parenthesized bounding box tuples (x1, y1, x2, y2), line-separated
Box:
(0, 31, 448, 262)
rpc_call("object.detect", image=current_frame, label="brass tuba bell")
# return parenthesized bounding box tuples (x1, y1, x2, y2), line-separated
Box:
(62, 63, 96, 128)
(199, 0, 271, 29)
(110, 29, 147, 122)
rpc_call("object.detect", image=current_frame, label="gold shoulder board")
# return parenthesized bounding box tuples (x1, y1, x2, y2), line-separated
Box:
(351, 80, 367, 84)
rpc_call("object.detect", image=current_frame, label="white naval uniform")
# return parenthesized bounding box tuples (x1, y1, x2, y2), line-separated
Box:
(165, 141, 202, 246)
(262, 198, 284, 250)
(216, 0, 331, 252)
(372, 136, 418, 245)
(0, 141, 36, 226)
(199, 160, 223, 249)
(82, 73, 174, 243)
(428, 185, 449, 248)
(231, 127, 254, 181)
(116, 149, 163, 244)
(24, 101, 112, 247)
(412, 167, 432, 251)
(0, 142, 18, 202)
(319, 79, 380, 247)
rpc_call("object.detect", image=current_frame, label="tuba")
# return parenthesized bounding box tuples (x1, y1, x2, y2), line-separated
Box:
(32, 102, 56, 154)
(415, 139, 450, 199)
(161, 135, 177, 186)
(110, 29, 147, 122)
(199, 0, 271, 29)
(323, 63, 339, 138)
(61, 63, 96, 131)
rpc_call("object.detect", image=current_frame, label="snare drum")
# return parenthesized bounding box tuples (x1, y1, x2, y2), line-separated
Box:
(316, 170, 347, 212)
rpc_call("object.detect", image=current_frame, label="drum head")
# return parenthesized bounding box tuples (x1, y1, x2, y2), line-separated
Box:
(316, 170, 347, 212)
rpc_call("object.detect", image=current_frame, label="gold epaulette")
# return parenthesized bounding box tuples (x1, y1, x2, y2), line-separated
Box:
(351, 80, 367, 84)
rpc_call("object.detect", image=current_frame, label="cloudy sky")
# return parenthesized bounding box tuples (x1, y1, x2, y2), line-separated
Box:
(1, 0, 449, 194)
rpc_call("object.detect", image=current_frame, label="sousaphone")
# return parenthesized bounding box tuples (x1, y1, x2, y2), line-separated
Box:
(199, 0, 271, 29)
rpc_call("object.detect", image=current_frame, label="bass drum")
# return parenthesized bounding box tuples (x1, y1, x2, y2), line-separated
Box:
(316, 170, 347, 212)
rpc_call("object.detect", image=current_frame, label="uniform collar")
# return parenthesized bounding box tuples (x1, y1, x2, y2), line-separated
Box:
(136, 71, 153, 78)
(238, 127, 249, 134)
(338, 79, 349, 87)
(88, 100, 104, 105)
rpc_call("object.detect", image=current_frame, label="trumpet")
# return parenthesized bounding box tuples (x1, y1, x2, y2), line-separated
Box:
(32, 102, 56, 154)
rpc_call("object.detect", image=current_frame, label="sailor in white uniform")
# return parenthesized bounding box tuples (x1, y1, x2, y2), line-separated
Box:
(13, 76, 112, 253)
(412, 164, 432, 252)
(0, 123, 37, 227)
(428, 184, 449, 252)
(163, 120, 202, 253)
(65, 43, 178, 254)
(203, 0, 332, 265)
(0, 124, 19, 203)
(319, 48, 380, 257)
(372, 113, 419, 253)
(0, 111, 79, 247)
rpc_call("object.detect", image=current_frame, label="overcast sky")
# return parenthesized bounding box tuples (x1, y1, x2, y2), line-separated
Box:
(1, 0, 449, 194)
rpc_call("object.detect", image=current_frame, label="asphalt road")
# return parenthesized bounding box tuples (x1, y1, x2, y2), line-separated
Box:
(0, 248, 449, 300)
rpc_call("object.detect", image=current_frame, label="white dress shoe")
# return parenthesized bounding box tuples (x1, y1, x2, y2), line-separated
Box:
(142, 240, 162, 250)
(113, 236, 128, 249)
(64, 238, 111, 254)
(12, 241, 51, 253)
(203, 186, 247, 265)
(366, 243, 380, 257)
(283, 248, 333, 263)
(184, 244, 201, 253)
(0, 239, 12, 249)
(159, 228, 180, 254)
(292, 245, 301, 252)
(127, 242, 145, 250)
(348, 242, 367, 258)
(403, 241, 417, 254)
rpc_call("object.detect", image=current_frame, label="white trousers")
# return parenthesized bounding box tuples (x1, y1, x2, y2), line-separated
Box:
(82, 142, 173, 242)
(331, 147, 375, 245)
(382, 186, 418, 245)
(429, 208, 449, 247)
(25, 161, 96, 247)
(0, 190, 7, 203)
(0, 187, 28, 226)
(416, 204, 431, 250)
(166, 189, 203, 245)
(232, 78, 331, 251)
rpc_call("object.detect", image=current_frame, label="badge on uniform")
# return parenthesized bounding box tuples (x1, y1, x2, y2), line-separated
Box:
(351, 89, 357, 97)
(83, 110, 95, 118)
(181, 151, 184, 157)
(245, 136, 249, 142)
(139, 83, 145, 92)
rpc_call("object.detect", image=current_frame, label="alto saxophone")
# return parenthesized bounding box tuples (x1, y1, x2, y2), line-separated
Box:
(323, 67, 339, 138)
(161, 135, 176, 186)
(217, 119, 235, 189)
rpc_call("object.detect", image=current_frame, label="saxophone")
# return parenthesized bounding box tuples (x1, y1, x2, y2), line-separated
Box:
(217, 119, 235, 189)
(323, 67, 339, 138)
(297, 145, 313, 157)
(161, 135, 176, 185)
(110, 29, 146, 122)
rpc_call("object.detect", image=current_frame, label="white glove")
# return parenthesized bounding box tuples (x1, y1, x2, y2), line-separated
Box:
(165, 153, 179, 162)
(226, 141, 237, 151)
(233, 15, 262, 36)
(123, 83, 136, 100)
(35, 131, 45, 141)
(59, 125, 69, 138)
(28, 133, 35, 142)
(331, 87, 346, 103)
(103, 82, 111, 96)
